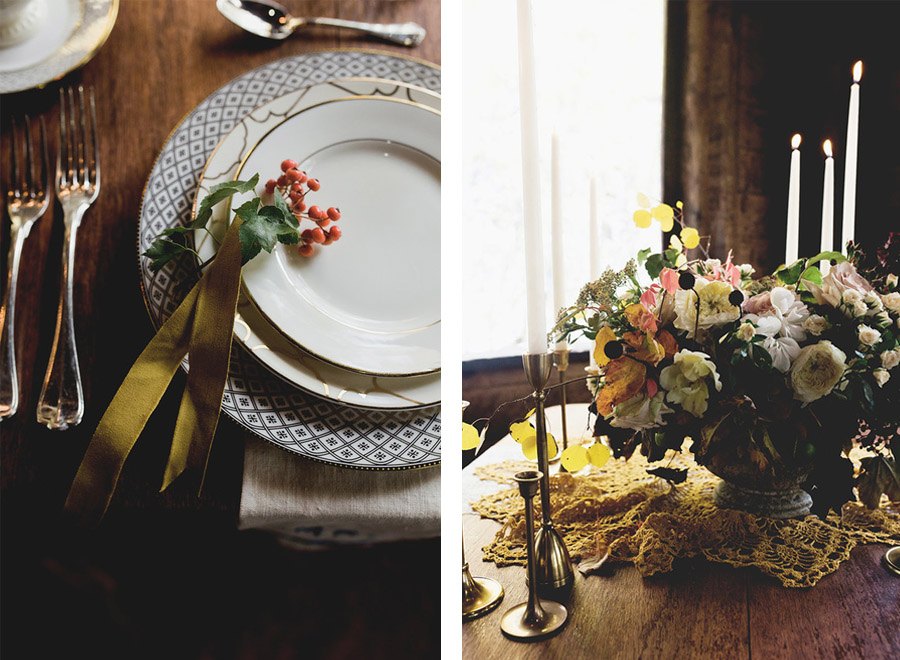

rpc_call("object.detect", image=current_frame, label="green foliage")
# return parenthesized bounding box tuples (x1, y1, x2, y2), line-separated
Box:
(143, 173, 305, 271)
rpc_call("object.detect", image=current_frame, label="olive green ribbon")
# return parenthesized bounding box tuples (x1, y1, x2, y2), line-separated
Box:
(64, 219, 243, 525)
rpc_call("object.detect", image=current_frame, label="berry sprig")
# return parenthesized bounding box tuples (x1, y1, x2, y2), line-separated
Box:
(265, 159, 342, 257)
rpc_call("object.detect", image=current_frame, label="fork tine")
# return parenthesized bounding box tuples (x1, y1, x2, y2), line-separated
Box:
(88, 87, 99, 187)
(57, 88, 67, 187)
(24, 115, 35, 196)
(66, 87, 77, 185)
(39, 115, 49, 196)
(77, 85, 87, 185)
(10, 117, 20, 196)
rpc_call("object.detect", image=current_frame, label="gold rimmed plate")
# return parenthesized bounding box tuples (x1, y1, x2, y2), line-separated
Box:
(233, 95, 441, 377)
(193, 78, 441, 408)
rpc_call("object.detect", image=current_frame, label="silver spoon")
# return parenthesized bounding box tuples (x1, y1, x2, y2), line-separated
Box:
(217, 0, 426, 47)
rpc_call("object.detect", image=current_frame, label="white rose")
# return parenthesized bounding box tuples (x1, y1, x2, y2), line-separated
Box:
(874, 311, 893, 329)
(851, 300, 868, 318)
(736, 322, 756, 342)
(883, 292, 900, 313)
(803, 314, 828, 336)
(842, 289, 863, 305)
(874, 368, 891, 388)
(887, 273, 898, 288)
(858, 324, 881, 347)
(790, 341, 847, 403)
(881, 349, 900, 370)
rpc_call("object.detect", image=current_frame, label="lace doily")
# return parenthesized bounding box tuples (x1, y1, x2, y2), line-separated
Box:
(471, 453, 900, 588)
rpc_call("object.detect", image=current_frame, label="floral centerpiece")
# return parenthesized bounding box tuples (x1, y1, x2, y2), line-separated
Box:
(552, 198, 899, 518)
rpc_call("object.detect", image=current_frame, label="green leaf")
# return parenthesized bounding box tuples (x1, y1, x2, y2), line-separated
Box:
(191, 174, 260, 230)
(637, 247, 652, 266)
(646, 253, 665, 279)
(143, 236, 192, 272)
(237, 203, 299, 264)
(664, 248, 680, 265)
(775, 260, 805, 285)
(797, 266, 823, 286)
(806, 251, 846, 267)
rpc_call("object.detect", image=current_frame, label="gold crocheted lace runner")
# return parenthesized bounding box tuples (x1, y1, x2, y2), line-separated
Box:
(471, 452, 900, 588)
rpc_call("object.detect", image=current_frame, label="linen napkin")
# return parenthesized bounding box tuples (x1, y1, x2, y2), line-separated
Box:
(239, 436, 441, 549)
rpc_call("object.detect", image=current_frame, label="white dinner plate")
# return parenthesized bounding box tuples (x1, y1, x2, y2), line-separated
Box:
(0, 0, 118, 94)
(232, 94, 441, 377)
(193, 78, 441, 408)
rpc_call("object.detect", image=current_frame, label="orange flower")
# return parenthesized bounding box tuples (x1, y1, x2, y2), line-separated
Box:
(596, 357, 647, 417)
(624, 303, 658, 334)
(623, 331, 666, 366)
(656, 329, 679, 358)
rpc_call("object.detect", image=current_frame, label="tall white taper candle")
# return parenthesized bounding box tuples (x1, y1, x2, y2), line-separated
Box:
(841, 60, 862, 251)
(589, 177, 599, 279)
(516, 0, 547, 355)
(785, 133, 802, 265)
(550, 133, 566, 349)
(820, 139, 835, 275)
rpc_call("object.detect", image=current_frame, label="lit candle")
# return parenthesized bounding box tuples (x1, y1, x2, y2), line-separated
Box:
(589, 177, 599, 278)
(785, 133, 802, 265)
(820, 139, 835, 275)
(841, 60, 862, 251)
(516, 0, 547, 355)
(550, 133, 566, 348)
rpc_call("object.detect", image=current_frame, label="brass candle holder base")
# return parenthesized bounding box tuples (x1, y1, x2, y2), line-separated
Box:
(500, 600, 568, 641)
(500, 470, 568, 641)
(463, 563, 504, 620)
(522, 352, 576, 599)
(884, 546, 900, 576)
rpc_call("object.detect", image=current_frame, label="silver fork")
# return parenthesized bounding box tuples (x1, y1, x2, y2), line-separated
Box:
(36, 86, 99, 430)
(0, 116, 51, 420)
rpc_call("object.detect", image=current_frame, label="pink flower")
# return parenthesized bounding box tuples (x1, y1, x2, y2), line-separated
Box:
(660, 268, 679, 295)
(640, 284, 660, 310)
(806, 261, 874, 307)
(743, 291, 774, 315)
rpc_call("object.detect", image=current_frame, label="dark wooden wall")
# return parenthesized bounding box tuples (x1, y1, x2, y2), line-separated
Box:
(665, 0, 900, 274)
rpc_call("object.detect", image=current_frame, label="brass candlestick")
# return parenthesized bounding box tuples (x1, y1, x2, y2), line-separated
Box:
(554, 347, 570, 470)
(501, 470, 568, 640)
(462, 536, 505, 620)
(522, 353, 575, 601)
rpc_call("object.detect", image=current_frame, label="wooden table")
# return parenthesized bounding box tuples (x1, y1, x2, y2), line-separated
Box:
(1, 2, 439, 657)
(462, 407, 900, 659)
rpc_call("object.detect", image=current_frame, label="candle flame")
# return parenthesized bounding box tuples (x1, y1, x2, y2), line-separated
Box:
(853, 60, 863, 82)
(791, 134, 802, 149)
(823, 139, 833, 158)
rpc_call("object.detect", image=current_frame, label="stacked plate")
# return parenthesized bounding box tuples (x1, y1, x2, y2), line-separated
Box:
(138, 52, 441, 470)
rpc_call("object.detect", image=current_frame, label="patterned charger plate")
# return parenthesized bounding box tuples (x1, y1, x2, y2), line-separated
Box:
(138, 51, 441, 470)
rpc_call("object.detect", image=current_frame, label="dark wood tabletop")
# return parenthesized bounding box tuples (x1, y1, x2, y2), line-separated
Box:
(1, 2, 439, 657)
(462, 434, 900, 659)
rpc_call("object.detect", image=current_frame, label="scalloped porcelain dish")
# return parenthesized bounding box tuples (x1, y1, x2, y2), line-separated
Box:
(0, 0, 118, 94)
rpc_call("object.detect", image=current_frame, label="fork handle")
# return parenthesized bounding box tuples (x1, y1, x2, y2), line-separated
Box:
(37, 207, 85, 430)
(0, 224, 29, 420)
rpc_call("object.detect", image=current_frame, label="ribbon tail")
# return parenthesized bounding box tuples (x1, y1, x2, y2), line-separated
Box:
(163, 219, 243, 493)
(64, 281, 201, 525)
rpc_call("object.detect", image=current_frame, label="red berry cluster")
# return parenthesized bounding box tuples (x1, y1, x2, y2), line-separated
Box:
(265, 159, 342, 257)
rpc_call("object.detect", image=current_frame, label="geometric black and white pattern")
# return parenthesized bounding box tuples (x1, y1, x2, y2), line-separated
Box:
(138, 52, 441, 470)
